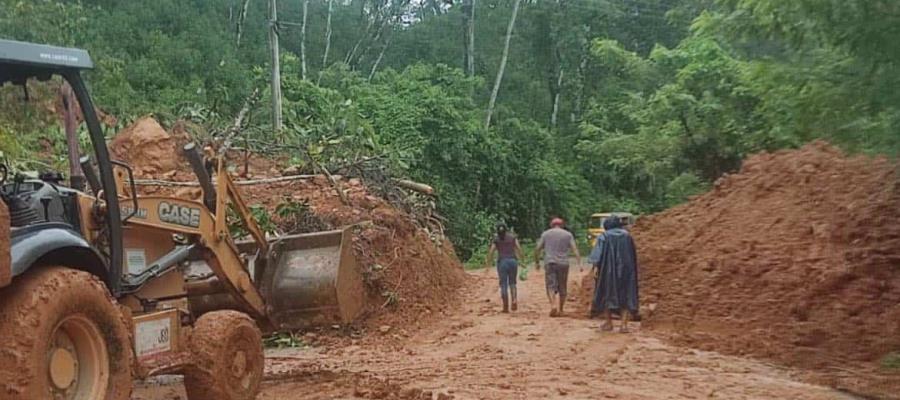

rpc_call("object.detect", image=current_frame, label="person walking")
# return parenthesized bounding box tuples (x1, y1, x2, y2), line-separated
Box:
(484, 223, 525, 313)
(534, 218, 581, 317)
(592, 215, 640, 332)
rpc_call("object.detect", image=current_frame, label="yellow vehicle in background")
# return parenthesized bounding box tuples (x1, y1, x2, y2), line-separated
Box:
(587, 212, 635, 247)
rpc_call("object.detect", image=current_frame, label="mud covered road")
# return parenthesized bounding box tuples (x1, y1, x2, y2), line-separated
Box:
(133, 269, 853, 400)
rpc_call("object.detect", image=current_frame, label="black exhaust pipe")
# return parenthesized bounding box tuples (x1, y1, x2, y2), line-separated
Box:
(79, 155, 101, 195)
(182, 143, 217, 212)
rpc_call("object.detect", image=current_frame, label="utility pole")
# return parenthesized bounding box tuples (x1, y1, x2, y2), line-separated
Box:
(268, 0, 284, 133)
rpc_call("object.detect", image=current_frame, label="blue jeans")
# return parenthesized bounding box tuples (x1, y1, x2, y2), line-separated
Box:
(497, 258, 518, 299)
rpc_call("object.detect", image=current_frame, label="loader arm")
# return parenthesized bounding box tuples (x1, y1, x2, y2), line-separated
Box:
(215, 158, 268, 257)
(120, 196, 266, 319)
(110, 152, 274, 319)
(114, 153, 363, 330)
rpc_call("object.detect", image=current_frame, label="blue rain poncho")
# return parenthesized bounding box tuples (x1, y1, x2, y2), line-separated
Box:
(591, 218, 640, 316)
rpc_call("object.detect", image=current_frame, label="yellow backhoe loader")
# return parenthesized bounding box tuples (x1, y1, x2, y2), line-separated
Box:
(587, 212, 635, 247)
(0, 39, 363, 400)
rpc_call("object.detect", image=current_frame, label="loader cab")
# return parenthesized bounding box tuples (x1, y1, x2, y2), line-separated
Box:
(587, 212, 635, 247)
(0, 39, 124, 292)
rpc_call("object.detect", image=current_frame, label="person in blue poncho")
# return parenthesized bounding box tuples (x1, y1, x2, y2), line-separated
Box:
(590, 215, 640, 333)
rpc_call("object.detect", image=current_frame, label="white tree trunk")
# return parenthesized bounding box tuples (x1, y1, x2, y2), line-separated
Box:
(368, 33, 393, 81)
(269, 0, 283, 132)
(322, 0, 334, 69)
(345, 27, 370, 67)
(236, 0, 251, 47)
(551, 67, 563, 128)
(571, 55, 587, 123)
(463, 0, 475, 76)
(300, 0, 309, 80)
(484, 0, 521, 130)
(345, 16, 375, 66)
(355, 10, 392, 69)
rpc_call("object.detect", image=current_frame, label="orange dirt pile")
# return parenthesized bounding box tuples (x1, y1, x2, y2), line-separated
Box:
(635, 141, 900, 395)
(109, 117, 184, 178)
(108, 118, 466, 331)
(108, 117, 282, 197)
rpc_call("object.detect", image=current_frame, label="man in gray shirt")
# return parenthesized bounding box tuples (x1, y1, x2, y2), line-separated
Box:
(534, 218, 581, 317)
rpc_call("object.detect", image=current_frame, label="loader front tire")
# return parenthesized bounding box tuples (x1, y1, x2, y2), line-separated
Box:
(184, 310, 263, 400)
(0, 266, 133, 400)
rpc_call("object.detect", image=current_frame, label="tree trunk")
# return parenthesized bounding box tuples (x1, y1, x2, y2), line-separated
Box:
(300, 0, 309, 80)
(268, 0, 283, 133)
(569, 26, 591, 124)
(236, 0, 251, 47)
(368, 32, 393, 81)
(427, 0, 441, 16)
(484, 0, 521, 130)
(571, 55, 587, 123)
(355, 16, 389, 69)
(321, 0, 334, 71)
(345, 0, 382, 66)
(462, 0, 475, 76)
(348, 0, 409, 70)
(551, 67, 563, 129)
(219, 88, 261, 157)
(345, 17, 375, 67)
(549, 0, 566, 129)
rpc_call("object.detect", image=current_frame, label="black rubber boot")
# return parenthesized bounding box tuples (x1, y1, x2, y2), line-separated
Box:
(510, 286, 518, 311)
(501, 293, 510, 313)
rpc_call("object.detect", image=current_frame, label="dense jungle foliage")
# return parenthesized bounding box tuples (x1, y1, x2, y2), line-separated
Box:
(1, 0, 898, 259)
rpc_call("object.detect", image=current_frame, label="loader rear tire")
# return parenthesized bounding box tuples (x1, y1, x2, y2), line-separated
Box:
(0, 266, 133, 400)
(184, 310, 263, 400)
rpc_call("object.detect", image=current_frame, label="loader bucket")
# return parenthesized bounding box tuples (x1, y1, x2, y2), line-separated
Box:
(261, 228, 364, 330)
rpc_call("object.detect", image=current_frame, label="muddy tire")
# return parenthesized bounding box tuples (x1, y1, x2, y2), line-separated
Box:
(184, 310, 263, 400)
(0, 267, 133, 400)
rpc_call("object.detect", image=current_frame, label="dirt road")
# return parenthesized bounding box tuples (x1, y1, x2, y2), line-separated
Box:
(134, 268, 854, 399)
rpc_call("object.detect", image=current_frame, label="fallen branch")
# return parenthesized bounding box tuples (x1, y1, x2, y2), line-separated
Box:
(134, 175, 434, 196)
(393, 179, 434, 196)
(134, 175, 318, 187)
(318, 162, 351, 205)
(218, 87, 260, 157)
(295, 145, 349, 206)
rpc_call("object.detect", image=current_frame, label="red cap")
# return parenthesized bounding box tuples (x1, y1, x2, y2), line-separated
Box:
(550, 218, 564, 227)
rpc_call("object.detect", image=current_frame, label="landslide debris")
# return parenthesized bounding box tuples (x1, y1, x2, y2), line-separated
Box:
(108, 116, 186, 178)
(108, 117, 466, 332)
(634, 141, 900, 397)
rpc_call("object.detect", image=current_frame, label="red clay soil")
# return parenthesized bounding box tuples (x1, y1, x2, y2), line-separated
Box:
(634, 141, 900, 397)
(108, 118, 467, 333)
(109, 117, 185, 178)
